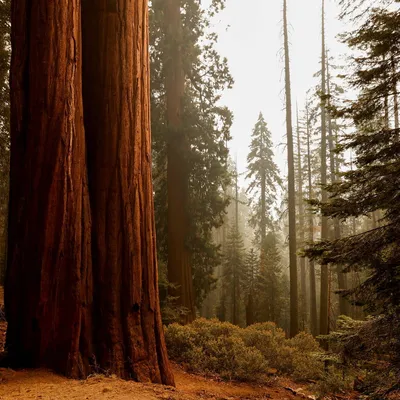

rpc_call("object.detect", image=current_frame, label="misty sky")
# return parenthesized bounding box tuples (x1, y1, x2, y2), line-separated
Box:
(206, 0, 348, 181)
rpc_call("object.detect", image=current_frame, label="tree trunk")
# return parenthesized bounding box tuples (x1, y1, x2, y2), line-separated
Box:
(320, 0, 329, 338)
(283, 0, 299, 337)
(246, 292, 254, 327)
(326, 54, 348, 317)
(296, 107, 307, 330)
(306, 103, 318, 336)
(392, 55, 399, 130)
(261, 136, 266, 245)
(232, 165, 239, 325)
(164, 0, 195, 324)
(6, 0, 93, 377)
(6, 0, 175, 385)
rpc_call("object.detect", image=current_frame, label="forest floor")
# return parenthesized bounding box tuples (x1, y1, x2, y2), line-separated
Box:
(0, 288, 357, 400)
(0, 364, 318, 400)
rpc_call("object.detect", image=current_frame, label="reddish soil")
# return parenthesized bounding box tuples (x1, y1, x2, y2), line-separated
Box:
(0, 289, 351, 399)
(0, 363, 313, 400)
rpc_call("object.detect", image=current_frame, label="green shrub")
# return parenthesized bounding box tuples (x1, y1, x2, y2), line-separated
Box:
(164, 320, 268, 381)
(287, 332, 324, 380)
(165, 318, 324, 382)
(313, 369, 352, 398)
(239, 324, 294, 372)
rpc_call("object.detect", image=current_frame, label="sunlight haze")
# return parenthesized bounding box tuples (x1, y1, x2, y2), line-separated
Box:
(207, 0, 347, 178)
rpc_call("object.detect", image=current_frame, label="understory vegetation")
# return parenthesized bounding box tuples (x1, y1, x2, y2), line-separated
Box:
(165, 319, 333, 388)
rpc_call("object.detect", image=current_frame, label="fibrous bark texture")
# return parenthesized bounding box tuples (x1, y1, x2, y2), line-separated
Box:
(6, 0, 174, 385)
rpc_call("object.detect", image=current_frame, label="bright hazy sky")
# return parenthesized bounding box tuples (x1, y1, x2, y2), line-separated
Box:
(206, 0, 349, 180)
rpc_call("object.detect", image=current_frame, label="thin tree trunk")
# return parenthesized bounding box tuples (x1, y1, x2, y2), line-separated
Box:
(384, 56, 390, 129)
(326, 54, 348, 316)
(261, 169, 266, 245)
(306, 103, 318, 336)
(320, 0, 330, 338)
(163, 0, 195, 323)
(392, 55, 399, 130)
(233, 164, 239, 325)
(296, 107, 307, 330)
(284, 0, 299, 337)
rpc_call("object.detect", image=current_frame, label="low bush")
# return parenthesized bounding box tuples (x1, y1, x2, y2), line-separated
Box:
(165, 318, 324, 382)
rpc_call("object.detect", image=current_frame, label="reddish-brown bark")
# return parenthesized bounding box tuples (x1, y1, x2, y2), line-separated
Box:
(6, 0, 174, 385)
(82, 0, 174, 384)
(6, 0, 93, 377)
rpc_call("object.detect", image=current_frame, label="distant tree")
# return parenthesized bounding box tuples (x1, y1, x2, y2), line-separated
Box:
(319, 0, 330, 339)
(326, 55, 349, 317)
(163, 0, 196, 323)
(150, 0, 233, 315)
(305, 101, 318, 336)
(257, 232, 283, 325)
(246, 112, 281, 245)
(221, 223, 246, 326)
(283, 0, 299, 337)
(295, 108, 307, 329)
(244, 248, 258, 326)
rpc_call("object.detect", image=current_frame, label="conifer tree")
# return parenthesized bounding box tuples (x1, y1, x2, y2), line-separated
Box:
(319, 0, 330, 338)
(307, 6, 400, 394)
(258, 232, 283, 324)
(246, 112, 281, 245)
(326, 54, 349, 317)
(296, 108, 307, 329)
(244, 248, 259, 326)
(283, 0, 299, 337)
(222, 223, 246, 326)
(305, 101, 318, 336)
(150, 0, 233, 314)
(339, 8, 400, 126)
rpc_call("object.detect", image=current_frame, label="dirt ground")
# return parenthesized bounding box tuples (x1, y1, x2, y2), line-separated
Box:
(0, 363, 313, 400)
(0, 288, 351, 400)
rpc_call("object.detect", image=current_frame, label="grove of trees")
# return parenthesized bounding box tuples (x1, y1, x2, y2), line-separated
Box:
(0, 0, 398, 397)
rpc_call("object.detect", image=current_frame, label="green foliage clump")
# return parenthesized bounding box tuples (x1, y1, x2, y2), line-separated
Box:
(165, 319, 267, 381)
(165, 318, 324, 382)
(305, 7, 400, 398)
(313, 369, 353, 399)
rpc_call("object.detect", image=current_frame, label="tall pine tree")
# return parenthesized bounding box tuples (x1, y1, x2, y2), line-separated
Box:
(246, 112, 281, 245)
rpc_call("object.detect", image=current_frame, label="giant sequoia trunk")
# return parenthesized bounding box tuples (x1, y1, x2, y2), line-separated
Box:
(164, 0, 195, 324)
(6, 0, 174, 385)
(283, 0, 299, 337)
(6, 0, 92, 377)
(81, 0, 174, 382)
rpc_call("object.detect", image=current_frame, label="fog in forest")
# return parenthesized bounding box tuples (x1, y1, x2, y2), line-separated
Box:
(206, 0, 346, 175)
(0, 0, 399, 399)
